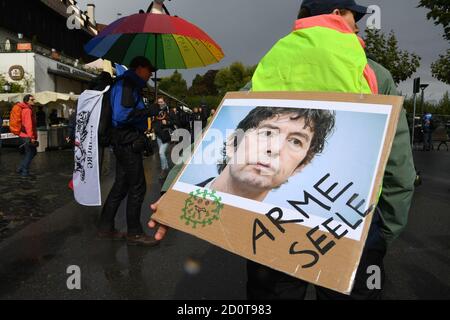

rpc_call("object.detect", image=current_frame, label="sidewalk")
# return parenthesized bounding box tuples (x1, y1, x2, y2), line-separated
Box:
(0, 148, 75, 240)
(0, 149, 448, 299)
(0, 148, 246, 299)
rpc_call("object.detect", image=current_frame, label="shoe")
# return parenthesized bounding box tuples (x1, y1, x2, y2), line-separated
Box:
(96, 230, 127, 241)
(127, 234, 160, 247)
(20, 172, 37, 179)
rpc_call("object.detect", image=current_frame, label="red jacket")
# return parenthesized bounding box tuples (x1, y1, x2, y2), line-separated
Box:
(17, 102, 37, 140)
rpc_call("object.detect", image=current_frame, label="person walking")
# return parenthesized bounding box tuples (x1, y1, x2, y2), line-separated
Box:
(153, 96, 172, 180)
(97, 56, 159, 246)
(422, 112, 435, 151)
(10, 95, 38, 177)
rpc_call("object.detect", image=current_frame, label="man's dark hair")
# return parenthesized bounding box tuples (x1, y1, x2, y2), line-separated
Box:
(297, 7, 312, 19)
(129, 56, 155, 71)
(218, 107, 335, 173)
(23, 95, 34, 103)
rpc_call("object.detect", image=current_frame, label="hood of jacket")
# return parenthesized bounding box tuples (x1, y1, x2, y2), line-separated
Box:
(252, 14, 378, 94)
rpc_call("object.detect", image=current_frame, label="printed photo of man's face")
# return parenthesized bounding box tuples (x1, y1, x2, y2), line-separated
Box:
(226, 113, 315, 191)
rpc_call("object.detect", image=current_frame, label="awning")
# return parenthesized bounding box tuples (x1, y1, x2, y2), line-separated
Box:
(0, 91, 79, 104)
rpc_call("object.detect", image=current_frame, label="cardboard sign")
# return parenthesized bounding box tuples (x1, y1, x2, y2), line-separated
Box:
(153, 91, 403, 294)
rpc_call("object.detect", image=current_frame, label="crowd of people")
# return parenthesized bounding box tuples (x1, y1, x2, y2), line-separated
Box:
(151, 96, 215, 180)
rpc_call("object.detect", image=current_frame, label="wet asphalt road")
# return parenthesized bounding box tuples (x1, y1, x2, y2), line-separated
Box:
(0, 147, 449, 300)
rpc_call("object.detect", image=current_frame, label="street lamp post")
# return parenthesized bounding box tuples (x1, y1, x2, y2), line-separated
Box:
(420, 84, 429, 115)
(411, 78, 420, 148)
(152, 77, 162, 101)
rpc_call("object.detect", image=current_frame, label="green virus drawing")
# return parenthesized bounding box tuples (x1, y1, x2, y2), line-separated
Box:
(181, 189, 224, 229)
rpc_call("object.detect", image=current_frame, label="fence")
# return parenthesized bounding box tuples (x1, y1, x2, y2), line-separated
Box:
(406, 113, 450, 150)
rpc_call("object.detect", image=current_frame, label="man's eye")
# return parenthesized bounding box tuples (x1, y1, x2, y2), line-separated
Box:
(289, 138, 303, 147)
(259, 130, 273, 137)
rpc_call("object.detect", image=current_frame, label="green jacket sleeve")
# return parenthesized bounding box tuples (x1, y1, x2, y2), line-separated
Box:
(378, 108, 416, 243)
(161, 163, 183, 193)
(161, 141, 198, 193)
(369, 59, 416, 243)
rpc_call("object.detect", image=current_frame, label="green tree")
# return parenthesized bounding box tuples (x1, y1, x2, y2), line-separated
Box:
(201, 70, 219, 96)
(185, 95, 222, 111)
(419, 0, 450, 85)
(418, 0, 450, 41)
(365, 29, 421, 84)
(0, 73, 26, 93)
(0, 74, 7, 93)
(159, 70, 188, 98)
(403, 91, 450, 115)
(189, 74, 208, 96)
(214, 62, 256, 95)
(188, 70, 219, 96)
(431, 49, 450, 84)
(436, 91, 450, 114)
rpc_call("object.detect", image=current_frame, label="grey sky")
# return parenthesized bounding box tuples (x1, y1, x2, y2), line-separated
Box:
(78, 0, 449, 100)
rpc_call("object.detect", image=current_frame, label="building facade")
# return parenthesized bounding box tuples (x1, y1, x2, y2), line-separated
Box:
(0, 0, 99, 95)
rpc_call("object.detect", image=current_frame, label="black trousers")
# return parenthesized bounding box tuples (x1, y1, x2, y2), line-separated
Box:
(247, 211, 387, 300)
(98, 144, 146, 236)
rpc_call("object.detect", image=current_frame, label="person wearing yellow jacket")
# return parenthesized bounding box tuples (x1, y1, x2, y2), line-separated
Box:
(149, 0, 416, 300)
(246, 0, 416, 300)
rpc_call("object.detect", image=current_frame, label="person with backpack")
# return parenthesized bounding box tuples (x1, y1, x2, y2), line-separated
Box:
(10, 95, 38, 177)
(97, 56, 159, 246)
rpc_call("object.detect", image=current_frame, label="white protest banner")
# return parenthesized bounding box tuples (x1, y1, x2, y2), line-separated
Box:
(73, 87, 109, 206)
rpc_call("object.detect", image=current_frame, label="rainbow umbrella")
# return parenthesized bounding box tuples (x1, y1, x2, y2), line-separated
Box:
(85, 12, 224, 96)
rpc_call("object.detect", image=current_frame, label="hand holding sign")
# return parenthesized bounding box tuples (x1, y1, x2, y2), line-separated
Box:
(148, 197, 169, 241)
